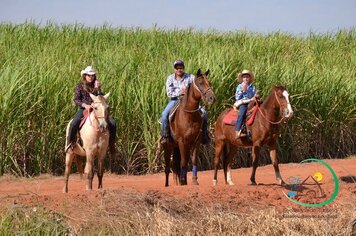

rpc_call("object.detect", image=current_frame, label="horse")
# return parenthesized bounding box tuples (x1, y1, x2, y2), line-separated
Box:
(162, 69, 216, 186)
(213, 85, 293, 186)
(63, 93, 110, 193)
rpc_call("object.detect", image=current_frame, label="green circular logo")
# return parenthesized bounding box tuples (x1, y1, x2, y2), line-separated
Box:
(283, 158, 339, 207)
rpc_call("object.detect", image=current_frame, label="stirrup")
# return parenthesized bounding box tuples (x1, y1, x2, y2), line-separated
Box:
(235, 131, 246, 139)
(65, 143, 73, 153)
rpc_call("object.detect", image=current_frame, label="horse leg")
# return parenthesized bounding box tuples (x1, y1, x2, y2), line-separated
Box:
(85, 154, 94, 191)
(178, 142, 189, 185)
(250, 146, 261, 185)
(63, 152, 75, 193)
(163, 145, 173, 187)
(213, 140, 225, 186)
(75, 156, 84, 180)
(172, 147, 181, 185)
(226, 145, 237, 185)
(191, 143, 200, 185)
(269, 144, 285, 185)
(97, 156, 104, 189)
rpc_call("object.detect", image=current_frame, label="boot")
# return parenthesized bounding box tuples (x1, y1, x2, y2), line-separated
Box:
(201, 131, 211, 145)
(160, 127, 172, 145)
(235, 130, 246, 139)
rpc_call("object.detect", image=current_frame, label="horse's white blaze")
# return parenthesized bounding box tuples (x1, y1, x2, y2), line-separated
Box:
(282, 90, 293, 118)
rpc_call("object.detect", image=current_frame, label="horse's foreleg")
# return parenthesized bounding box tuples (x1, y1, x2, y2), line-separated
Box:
(191, 143, 200, 186)
(63, 152, 74, 193)
(269, 144, 285, 185)
(85, 154, 94, 191)
(250, 146, 261, 185)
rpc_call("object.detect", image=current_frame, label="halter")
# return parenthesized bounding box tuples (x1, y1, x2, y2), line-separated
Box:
(256, 91, 289, 125)
(183, 77, 213, 113)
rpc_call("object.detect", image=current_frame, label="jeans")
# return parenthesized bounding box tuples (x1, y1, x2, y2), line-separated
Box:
(235, 104, 248, 131)
(161, 100, 177, 136)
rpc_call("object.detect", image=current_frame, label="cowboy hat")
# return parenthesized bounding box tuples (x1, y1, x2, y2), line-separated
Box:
(237, 69, 255, 83)
(80, 66, 96, 77)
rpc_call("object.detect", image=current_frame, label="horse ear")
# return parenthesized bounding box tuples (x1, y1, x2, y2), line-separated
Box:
(272, 84, 277, 90)
(103, 92, 110, 100)
(89, 93, 96, 101)
(205, 69, 210, 76)
(197, 69, 202, 76)
(284, 83, 288, 89)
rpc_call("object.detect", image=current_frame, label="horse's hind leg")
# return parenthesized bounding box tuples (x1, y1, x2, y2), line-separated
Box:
(250, 146, 261, 185)
(269, 143, 285, 185)
(97, 156, 104, 189)
(163, 144, 173, 187)
(63, 152, 75, 193)
(75, 156, 84, 180)
(191, 143, 201, 186)
(225, 145, 237, 185)
(213, 139, 225, 186)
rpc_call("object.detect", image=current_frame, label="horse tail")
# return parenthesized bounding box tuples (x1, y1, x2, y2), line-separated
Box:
(172, 147, 181, 183)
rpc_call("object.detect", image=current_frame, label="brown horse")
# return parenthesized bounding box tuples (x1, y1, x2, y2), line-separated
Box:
(163, 69, 216, 186)
(63, 93, 110, 193)
(213, 85, 293, 186)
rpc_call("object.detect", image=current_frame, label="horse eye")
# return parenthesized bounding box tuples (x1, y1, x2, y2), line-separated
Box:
(94, 107, 98, 110)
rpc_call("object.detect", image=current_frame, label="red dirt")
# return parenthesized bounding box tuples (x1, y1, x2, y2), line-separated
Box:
(0, 158, 355, 221)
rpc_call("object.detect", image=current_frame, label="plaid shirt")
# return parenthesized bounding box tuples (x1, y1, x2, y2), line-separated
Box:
(73, 82, 101, 108)
(166, 73, 195, 98)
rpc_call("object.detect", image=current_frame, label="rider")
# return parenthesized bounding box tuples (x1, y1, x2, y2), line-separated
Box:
(160, 60, 210, 145)
(233, 69, 257, 138)
(66, 66, 117, 155)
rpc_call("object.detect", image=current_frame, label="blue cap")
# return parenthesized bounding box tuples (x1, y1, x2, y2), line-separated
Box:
(173, 60, 185, 68)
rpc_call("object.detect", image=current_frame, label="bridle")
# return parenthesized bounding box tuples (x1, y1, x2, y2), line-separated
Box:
(184, 76, 213, 113)
(256, 91, 289, 125)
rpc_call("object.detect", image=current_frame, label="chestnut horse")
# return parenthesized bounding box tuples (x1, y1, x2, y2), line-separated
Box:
(163, 69, 216, 186)
(213, 85, 293, 186)
(63, 93, 110, 193)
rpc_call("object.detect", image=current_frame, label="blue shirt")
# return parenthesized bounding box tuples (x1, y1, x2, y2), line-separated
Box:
(235, 82, 256, 101)
(166, 73, 195, 98)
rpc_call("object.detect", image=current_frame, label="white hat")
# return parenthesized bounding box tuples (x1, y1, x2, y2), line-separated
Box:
(80, 66, 96, 77)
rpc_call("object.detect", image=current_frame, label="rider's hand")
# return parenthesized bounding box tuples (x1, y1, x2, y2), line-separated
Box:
(82, 104, 91, 110)
(94, 80, 101, 89)
(180, 86, 187, 95)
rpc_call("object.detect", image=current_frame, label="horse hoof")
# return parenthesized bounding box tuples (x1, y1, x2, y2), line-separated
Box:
(250, 181, 257, 185)
(227, 180, 235, 186)
(192, 180, 199, 186)
(63, 187, 68, 193)
(278, 179, 286, 186)
(213, 180, 217, 186)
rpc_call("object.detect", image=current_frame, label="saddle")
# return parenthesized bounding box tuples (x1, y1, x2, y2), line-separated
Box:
(79, 108, 93, 129)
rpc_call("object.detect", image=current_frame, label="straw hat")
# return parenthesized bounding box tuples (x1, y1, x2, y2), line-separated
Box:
(237, 69, 255, 83)
(80, 66, 96, 77)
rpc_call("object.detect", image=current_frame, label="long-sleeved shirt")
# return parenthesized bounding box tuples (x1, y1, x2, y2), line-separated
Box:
(73, 82, 102, 108)
(166, 73, 195, 99)
(235, 82, 256, 101)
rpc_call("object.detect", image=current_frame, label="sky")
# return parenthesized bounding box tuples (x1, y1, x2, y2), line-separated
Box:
(0, 0, 355, 35)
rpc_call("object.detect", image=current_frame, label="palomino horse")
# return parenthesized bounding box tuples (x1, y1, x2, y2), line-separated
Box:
(163, 69, 216, 186)
(63, 93, 110, 193)
(213, 85, 293, 186)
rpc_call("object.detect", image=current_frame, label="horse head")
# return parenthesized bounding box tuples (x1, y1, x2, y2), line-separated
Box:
(89, 93, 110, 132)
(192, 69, 216, 105)
(273, 85, 293, 119)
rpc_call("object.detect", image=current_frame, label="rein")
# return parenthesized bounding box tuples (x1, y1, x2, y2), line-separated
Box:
(255, 92, 286, 125)
(183, 77, 212, 113)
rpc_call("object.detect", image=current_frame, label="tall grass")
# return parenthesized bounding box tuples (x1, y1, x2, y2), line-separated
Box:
(0, 23, 354, 176)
